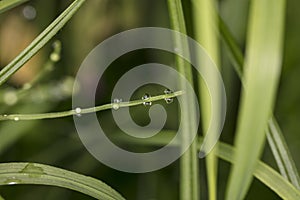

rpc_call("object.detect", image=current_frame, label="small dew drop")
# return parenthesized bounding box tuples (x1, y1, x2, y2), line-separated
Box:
(164, 89, 174, 104)
(75, 107, 82, 117)
(14, 117, 19, 121)
(142, 93, 152, 106)
(174, 47, 180, 52)
(5, 177, 21, 185)
(112, 99, 121, 110)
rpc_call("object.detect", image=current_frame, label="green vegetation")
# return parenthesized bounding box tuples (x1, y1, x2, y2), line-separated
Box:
(1, 0, 299, 199)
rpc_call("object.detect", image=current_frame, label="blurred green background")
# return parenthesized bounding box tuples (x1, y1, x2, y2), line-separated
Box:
(0, 0, 299, 199)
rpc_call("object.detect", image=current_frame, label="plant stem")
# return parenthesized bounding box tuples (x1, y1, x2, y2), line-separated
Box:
(167, 0, 199, 199)
(192, 1, 220, 199)
(0, 0, 29, 14)
(0, 91, 183, 121)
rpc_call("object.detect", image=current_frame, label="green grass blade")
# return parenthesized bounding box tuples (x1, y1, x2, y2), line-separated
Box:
(0, 194, 4, 200)
(268, 118, 300, 189)
(0, 0, 85, 86)
(167, 0, 199, 199)
(218, 15, 244, 79)
(219, 10, 300, 190)
(114, 132, 300, 199)
(0, 0, 29, 14)
(217, 142, 300, 200)
(192, 1, 220, 199)
(226, 0, 286, 199)
(0, 162, 125, 200)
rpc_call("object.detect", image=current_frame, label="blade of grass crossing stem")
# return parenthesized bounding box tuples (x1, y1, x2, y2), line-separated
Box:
(114, 133, 300, 199)
(0, 163, 125, 200)
(226, 0, 286, 199)
(219, 12, 300, 189)
(192, 1, 220, 199)
(167, 0, 199, 199)
(0, 0, 85, 86)
(0, 0, 29, 14)
(268, 118, 300, 189)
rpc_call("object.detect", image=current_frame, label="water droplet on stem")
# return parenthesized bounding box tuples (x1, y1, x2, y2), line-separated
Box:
(164, 89, 174, 104)
(142, 93, 152, 106)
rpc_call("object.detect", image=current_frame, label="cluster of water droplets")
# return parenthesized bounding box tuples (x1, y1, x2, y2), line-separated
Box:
(142, 93, 152, 106)
(164, 89, 174, 104)
(141, 89, 174, 107)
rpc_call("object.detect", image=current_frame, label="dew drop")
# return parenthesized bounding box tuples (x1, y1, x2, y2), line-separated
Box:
(3, 90, 18, 106)
(75, 107, 82, 117)
(174, 47, 180, 52)
(22, 5, 36, 20)
(14, 117, 19, 121)
(164, 89, 174, 104)
(4, 177, 21, 185)
(112, 99, 121, 110)
(142, 93, 152, 106)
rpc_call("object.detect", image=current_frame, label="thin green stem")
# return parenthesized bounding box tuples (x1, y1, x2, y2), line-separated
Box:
(167, 0, 199, 199)
(0, 0, 85, 86)
(0, 91, 183, 121)
(192, 1, 220, 199)
(0, 0, 29, 14)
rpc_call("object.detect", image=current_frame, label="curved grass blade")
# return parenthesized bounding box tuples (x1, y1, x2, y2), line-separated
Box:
(268, 118, 300, 189)
(0, 0, 85, 86)
(216, 141, 300, 200)
(114, 132, 300, 199)
(226, 0, 286, 199)
(167, 0, 199, 199)
(219, 10, 300, 190)
(192, 0, 220, 199)
(0, 0, 29, 14)
(0, 162, 125, 200)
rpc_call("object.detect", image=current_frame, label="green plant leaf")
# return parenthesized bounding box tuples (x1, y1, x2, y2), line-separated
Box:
(192, 1, 220, 199)
(167, 0, 199, 199)
(114, 132, 300, 199)
(0, 162, 125, 200)
(226, 0, 286, 199)
(0, 0, 29, 14)
(267, 118, 300, 189)
(219, 9, 300, 190)
(0, 0, 85, 86)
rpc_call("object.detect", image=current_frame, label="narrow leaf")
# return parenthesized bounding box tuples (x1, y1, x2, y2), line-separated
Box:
(0, 162, 125, 200)
(219, 12, 300, 189)
(226, 0, 286, 199)
(0, 0, 85, 86)
(167, 0, 199, 199)
(0, 0, 29, 14)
